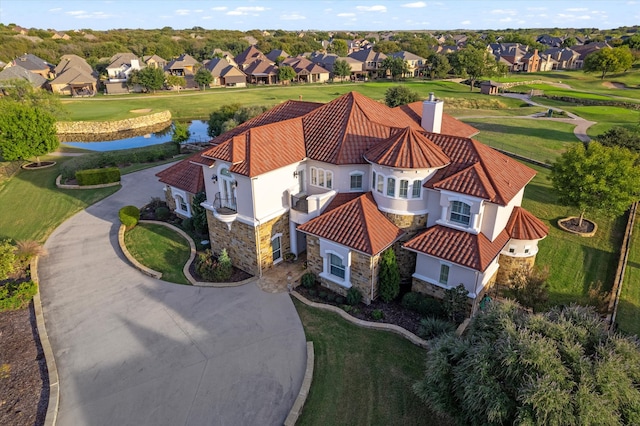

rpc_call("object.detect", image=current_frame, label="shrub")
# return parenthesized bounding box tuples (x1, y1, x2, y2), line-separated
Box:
(379, 248, 400, 302)
(0, 281, 38, 311)
(0, 240, 16, 281)
(417, 297, 447, 319)
(213, 249, 232, 281)
(326, 293, 336, 303)
(318, 290, 328, 299)
(181, 217, 194, 231)
(14, 240, 47, 261)
(342, 305, 353, 313)
(401, 292, 421, 311)
(148, 197, 164, 209)
(155, 206, 170, 220)
(335, 296, 345, 305)
(301, 272, 316, 288)
(195, 249, 217, 281)
(308, 289, 317, 297)
(75, 167, 120, 186)
(417, 317, 456, 339)
(118, 205, 140, 229)
(371, 309, 384, 320)
(346, 287, 362, 306)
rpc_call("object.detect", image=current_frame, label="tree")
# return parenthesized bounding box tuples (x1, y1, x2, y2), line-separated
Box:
(191, 191, 208, 235)
(194, 67, 213, 90)
(380, 56, 409, 80)
(449, 47, 496, 91)
(414, 301, 640, 425)
(171, 121, 190, 147)
(583, 47, 634, 79)
(333, 59, 351, 82)
(330, 39, 348, 57)
(0, 101, 59, 164)
(165, 74, 185, 91)
(384, 86, 421, 107)
(128, 67, 165, 93)
(378, 248, 400, 303)
(207, 103, 241, 137)
(277, 65, 296, 84)
(596, 126, 640, 153)
(0, 78, 66, 119)
(551, 142, 640, 227)
(442, 284, 469, 324)
(426, 53, 451, 79)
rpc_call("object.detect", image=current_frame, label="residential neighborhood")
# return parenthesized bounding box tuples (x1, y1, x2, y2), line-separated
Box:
(1, 6, 640, 426)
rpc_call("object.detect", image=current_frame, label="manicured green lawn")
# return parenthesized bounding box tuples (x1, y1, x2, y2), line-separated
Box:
(521, 165, 625, 306)
(462, 118, 579, 163)
(0, 157, 119, 242)
(293, 299, 450, 426)
(616, 212, 640, 337)
(123, 223, 191, 285)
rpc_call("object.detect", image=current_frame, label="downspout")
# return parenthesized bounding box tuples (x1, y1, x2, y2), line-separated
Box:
(251, 177, 263, 278)
(471, 271, 480, 316)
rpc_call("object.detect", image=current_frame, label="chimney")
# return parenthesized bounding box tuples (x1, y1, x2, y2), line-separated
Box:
(421, 92, 444, 134)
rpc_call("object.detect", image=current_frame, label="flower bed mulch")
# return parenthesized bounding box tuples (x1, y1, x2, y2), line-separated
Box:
(188, 259, 253, 283)
(295, 285, 424, 336)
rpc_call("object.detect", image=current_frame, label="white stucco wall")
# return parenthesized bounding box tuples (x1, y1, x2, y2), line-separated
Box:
(501, 238, 541, 257)
(481, 188, 525, 241)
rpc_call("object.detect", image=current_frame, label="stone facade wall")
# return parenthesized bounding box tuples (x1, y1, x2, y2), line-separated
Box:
(206, 211, 259, 275)
(163, 187, 196, 220)
(350, 251, 378, 305)
(495, 254, 536, 285)
(305, 235, 323, 279)
(383, 212, 427, 281)
(256, 213, 291, 273)
(56, 111, 172, 135)
(413, 267, 500, 302)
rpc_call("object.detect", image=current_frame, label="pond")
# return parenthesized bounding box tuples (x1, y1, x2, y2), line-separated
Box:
(61, 120, 210, 152)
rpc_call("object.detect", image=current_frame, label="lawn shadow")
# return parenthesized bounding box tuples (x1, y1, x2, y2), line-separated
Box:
(466, 122, 577, 143)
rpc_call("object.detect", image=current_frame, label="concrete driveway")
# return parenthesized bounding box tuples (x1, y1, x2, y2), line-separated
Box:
(38, 163, 307, 426)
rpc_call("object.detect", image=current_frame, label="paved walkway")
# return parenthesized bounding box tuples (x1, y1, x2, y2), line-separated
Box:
(500, 93, 596, 143)
(38, 164, 307, 426)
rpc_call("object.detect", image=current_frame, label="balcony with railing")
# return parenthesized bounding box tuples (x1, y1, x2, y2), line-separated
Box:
(289, 190, 337, 225)
(212, 192, 238, 229)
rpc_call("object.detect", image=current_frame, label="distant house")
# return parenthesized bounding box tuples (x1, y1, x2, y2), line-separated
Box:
(0, 65, 47, 90)
(310, 53, 365, 80)
(281, 57, 330, 83)
(542, 47, 581, 70)
(487, 43, 531, 72)
(143, 55, 167, 70)
(536, 34, 564, 48)
(244, 59, 278, 85)
(389, 51, 426, 77)
(348, 49, 387, 79)
(6, 53, 53, 79)
(106, 53, 142, 82)
(52, 31, 71, 40)
(235, 45, 272, 70)
(49, 54, 98, 96)
(571, 42, 611, 69)
(211, 49, 237, 67)
(521, 50, 541, 73)
(203, 58, 247, 87)
(165, 53, 199, 76)
(266, 49, 290, 63)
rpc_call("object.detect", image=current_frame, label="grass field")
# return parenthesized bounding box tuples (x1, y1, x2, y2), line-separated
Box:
(293, 299, 450, 426)
(616, 212, 640, 337)
(124, 222, 191, 285)
(463, 118, 579, 163)
(521, 165, 625, 307)
(0, 157, 120, 243)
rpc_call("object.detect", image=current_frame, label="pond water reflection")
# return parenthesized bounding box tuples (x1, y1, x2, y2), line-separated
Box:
(61, 120, 210, 151)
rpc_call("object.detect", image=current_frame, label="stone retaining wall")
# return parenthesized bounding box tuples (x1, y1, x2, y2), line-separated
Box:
(56, 111, 172, 135)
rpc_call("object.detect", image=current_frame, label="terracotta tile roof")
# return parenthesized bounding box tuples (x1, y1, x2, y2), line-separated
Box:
(505, 207, 548, 240)
(303, 92, 418, 164)
(423, 135, 536, 205)
(156, 153, 205, 194)
(364, 126, 450, 169)
(323, 192, 366, 213)
(397, 102, 479, 138)
(298, 193, 404, 255)
(403, 225, 510, 271)
(203, 118, 307, 177)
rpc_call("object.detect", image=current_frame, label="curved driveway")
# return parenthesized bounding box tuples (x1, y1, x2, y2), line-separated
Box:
(38, 163, 307, 426)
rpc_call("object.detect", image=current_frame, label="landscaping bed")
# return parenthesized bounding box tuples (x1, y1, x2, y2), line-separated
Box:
(295, 283, 440, 337)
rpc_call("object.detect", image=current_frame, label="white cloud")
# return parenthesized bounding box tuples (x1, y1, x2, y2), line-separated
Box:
(461, 20, 471, 25)
(226, 6, 268, 16)
(557, 13, 592, 20)
(227, 11, 242, 15)
(210, 6, 227, 11)
(356, 5, 387, 12)
(281, 13, 306, 20)
(65, 10, 114, 19)
(338, 12, 356, 17)
(566, 8, 588, 12)
(66, 10, 86, 16)
(402, 1, 426, 7)
(490, 9, 517, 15)
(175, 9, 190, 16)
(527, 7, 547, 11)
(499, 17, 513, 23)
(48, 7, 62, 12)
(202, 16, 212, 20)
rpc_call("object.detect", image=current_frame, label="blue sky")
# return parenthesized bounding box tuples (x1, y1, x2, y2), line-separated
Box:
(1, 1, 638, 32)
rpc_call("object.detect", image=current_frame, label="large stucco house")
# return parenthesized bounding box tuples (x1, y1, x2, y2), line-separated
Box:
(158, 92, 547, 304)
